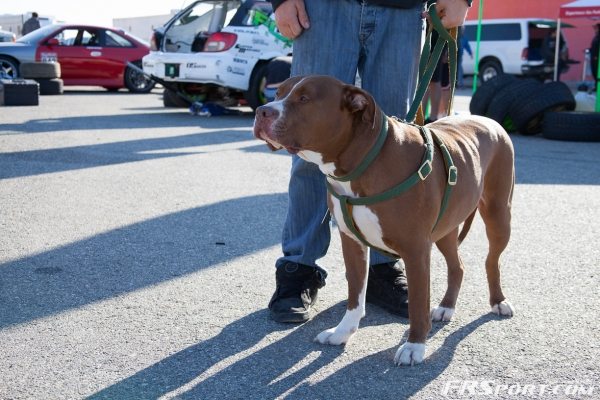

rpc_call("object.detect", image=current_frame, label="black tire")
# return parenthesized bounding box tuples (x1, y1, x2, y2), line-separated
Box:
(0, 56, 20, 79)
(19, 62, 61, 79)
(244, 62, 269, 111)
(486, 79, 542, 130)
(36, 78, 63, 95)
(469, 73, 516, 116)
(163, 88, 190, 108)
(542, 111, 600, 142)
(508, 81, 575, 135)
(124, 61, 155, 93)
(479, 59, 503, 83)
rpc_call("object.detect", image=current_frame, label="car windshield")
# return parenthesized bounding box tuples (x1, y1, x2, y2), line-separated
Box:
(17, 24, 63, 44)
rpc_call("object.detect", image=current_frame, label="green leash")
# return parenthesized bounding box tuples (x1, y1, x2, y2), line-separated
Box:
(407, 3, 458, 124)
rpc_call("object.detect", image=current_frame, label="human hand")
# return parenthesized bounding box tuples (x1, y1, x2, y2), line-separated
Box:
(430, 0, 469, 29)
(274, 0, 310, 39)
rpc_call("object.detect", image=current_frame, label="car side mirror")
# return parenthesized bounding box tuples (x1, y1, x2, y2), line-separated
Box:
(45, 38, 60, 46)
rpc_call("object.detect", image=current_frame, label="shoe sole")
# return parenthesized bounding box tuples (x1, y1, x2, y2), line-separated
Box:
(269, 310, 310, 323)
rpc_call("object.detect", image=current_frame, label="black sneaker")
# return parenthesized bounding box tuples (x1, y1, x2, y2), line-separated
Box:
(268, 262, 327, 323)
(366, 261, 409, 317)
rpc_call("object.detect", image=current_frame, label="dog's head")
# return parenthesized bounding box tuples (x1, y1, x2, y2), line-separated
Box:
(253, 75, 378, 159)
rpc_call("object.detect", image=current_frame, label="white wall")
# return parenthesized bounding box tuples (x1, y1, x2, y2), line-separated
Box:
(113, 11, 178, 43)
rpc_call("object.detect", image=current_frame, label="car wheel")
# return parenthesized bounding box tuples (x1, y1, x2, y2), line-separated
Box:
(124, 61, 155, 93)
(542, 111, 600, 142)
(244, 62, 269, 112)
(508, 81, 576, 135)
(486, 79, 542, 130)
(0, 56, 20, 79)
(479, 59, 503, 83)
(469, 73, 516, 116)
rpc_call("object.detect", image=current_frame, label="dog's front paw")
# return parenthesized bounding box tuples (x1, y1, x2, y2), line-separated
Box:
(431, 306, 455, 322)
(491, 300, 515, 317)
(314, 326, 356, 346)
(394, 342, 426, 366)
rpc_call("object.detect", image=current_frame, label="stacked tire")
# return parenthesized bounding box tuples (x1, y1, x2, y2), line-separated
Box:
(469, 74, 577, 137)
(19, 62, 63, 95)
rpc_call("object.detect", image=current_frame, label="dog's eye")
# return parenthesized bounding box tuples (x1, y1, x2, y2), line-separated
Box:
(299, 95, 309, 103)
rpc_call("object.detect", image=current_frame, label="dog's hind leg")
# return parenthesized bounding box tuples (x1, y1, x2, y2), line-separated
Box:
(315, 232, 368, 345)
(431, 228, 464, 322)
(478, 169, 515, 317)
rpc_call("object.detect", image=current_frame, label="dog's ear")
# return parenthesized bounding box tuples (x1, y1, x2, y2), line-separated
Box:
(343, 86, 376, 125)
(344, 86, 370, 113)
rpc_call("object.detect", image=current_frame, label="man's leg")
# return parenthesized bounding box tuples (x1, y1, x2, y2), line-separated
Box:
(269, 0, 362, 323)
(359, 2, 425, 316)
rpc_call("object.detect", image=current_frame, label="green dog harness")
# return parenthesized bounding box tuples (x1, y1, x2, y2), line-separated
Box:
(326, 114, 457, 258)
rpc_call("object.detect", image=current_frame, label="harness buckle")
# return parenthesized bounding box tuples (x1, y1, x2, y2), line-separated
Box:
(448, 166, 458, 186)
(418, 160, 433, 181)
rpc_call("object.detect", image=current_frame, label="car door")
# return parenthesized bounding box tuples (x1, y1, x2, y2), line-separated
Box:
(36, 27, 113, 85)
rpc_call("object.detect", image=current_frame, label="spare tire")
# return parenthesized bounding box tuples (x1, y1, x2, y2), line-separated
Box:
(486, 79, 542, 129)
(542, 111, 600, 142)
(36, 78, 64, 95)
(469, 73, 516, 116)
(508, 81, 576, 135)
(20, 62, 61, 79)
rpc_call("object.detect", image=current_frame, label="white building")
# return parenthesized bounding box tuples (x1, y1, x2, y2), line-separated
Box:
(113, 11, 179, 43)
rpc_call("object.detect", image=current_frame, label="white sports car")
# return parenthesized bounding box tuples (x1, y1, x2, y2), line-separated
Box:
(142, 0, 292, 110)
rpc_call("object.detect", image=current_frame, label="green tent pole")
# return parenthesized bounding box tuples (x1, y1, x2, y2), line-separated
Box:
(472, 0, 484, 94)
(596, 46, 600, 112)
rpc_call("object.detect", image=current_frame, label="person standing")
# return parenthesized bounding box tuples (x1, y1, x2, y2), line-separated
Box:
(22, 12, 41, 35)
(590, 23, 599, 87)
(267, 0, 471, 323)
(457, 25, 473, 88)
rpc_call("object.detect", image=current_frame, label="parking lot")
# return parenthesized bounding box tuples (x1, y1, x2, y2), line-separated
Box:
(1, 87, 599, 399)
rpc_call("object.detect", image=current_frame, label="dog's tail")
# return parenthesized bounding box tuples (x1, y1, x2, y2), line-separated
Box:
(457, 208, 477, 246)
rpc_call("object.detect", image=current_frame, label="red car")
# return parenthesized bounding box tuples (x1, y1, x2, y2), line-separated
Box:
(0, 24, 155, 93)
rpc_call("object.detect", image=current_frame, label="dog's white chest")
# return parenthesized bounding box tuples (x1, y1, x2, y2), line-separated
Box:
(298, 150, 396, 254)
(328, 181, 396, 254)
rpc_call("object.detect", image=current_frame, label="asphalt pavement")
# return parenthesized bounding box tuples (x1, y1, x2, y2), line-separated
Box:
(0, 87, 599, 400)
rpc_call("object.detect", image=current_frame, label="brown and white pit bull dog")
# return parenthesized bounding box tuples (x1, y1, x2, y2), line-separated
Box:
(253, 75, 515, 366)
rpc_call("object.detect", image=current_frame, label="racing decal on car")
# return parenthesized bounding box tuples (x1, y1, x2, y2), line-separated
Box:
(186, 62, 207, 69)
(227, 66, 246, 76)
(250, 10, 293, 48)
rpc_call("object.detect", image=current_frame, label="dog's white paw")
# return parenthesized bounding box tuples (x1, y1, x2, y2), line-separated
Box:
(394, 342, 426, 366)
(314, 326, 356, 345)
(431, 306, 455, 322)
(491, 300, 515, 317)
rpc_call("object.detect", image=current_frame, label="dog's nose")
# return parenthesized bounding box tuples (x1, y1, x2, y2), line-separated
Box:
(256, 105, 279, 120)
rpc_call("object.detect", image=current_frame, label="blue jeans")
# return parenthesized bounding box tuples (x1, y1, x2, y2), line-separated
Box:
(276, 0, 425, 270)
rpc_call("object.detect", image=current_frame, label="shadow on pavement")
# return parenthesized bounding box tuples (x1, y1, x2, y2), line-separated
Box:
(87, 308, 495, 399)
(0, 112, 254, 134)
(0, 129, 255, 180)
(511, 135, 600, 185)
(0, 193, 286, 329)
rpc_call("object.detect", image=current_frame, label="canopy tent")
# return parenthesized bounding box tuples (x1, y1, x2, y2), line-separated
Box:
(554, 0, 600, 111)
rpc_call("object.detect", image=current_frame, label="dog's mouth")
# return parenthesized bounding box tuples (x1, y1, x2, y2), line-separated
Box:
(254, 127, 300, 155)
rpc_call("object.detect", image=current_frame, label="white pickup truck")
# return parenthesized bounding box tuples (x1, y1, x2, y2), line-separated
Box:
(142, 0, 291, 110)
